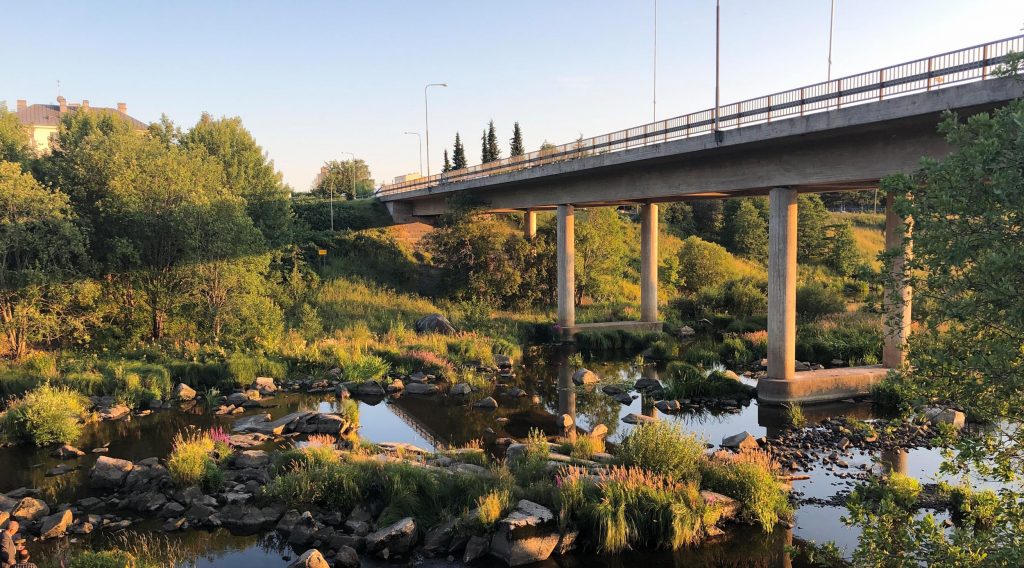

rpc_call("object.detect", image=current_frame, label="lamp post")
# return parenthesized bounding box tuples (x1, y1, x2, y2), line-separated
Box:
(424, 83, 447, 178)
(404, 131, 423, 176)
(714, 0, 721, 132)
(653, 0, 658, 122)
(827, 0, 836, 81)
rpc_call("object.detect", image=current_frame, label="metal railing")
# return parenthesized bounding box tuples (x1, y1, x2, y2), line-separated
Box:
(379, 35, 1023, 197)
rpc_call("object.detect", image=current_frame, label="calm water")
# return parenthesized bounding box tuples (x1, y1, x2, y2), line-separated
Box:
(0, 347, 988, 567)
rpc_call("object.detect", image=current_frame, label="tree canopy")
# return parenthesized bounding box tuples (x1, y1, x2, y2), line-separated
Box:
(311, 159, 375, 200)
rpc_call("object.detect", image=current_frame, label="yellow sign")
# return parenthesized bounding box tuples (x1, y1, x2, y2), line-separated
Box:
(318, 249, 327, 256)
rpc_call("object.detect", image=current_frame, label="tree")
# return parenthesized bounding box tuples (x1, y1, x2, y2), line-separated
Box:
(0, 104, 33, 164)
(510, 122, 525, 157)
(311, 159, 374, 200)
(724, 199, 768, 261)
(0, 161, 87, 357)
(797, 194, 831, 263)
(180, 114, 293, 245)
(575, 209, 631, 304)
(442, 149, 452, 173)
(691, 200, 725, 242)
(482, 120, 500, 163)
(676, 236, 738, 293)
(826, 221, 860, 276)
(452, 133, 468, 170)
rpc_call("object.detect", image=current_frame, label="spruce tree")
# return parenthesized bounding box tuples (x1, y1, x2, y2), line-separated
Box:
(481, 129, 490, 163)
(486, 120, 500, 162)
(452, 133, 467, 170)
(510, 122, 524, 157)
(442, 149, 451, 173)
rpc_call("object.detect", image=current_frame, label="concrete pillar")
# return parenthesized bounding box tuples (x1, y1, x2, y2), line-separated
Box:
(524, 209, 537, 240)
(768, 187, 798, 381)
(882, 192, 912, 368)
(557, 205, 575, 329)
(640, 203, 659, 322)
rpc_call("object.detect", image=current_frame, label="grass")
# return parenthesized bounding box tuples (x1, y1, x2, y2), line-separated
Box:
(167, 429, 224, 489)
(616, 421, 705, 482)
(663, 362, 754, 400)
(797, 311, 883, 365)
(476, 489, 510, 528)
(1, 383, 90, 446)
(699, 450, 792, 531)
(785, 403, 806, 428)
(850, 472, 921, 510)
(343, 354, 391, 382)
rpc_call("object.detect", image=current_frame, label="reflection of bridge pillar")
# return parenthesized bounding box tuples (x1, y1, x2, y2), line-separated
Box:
(557, 205, 576, 329)
(524, 209, 537, 240)
(557, 350, 577, 441)
(768, 187, 798, 381)
(880, 448, 909, 475)
(640, 203, 659, 322)
(882, 192, 912, 368)
(642, 365, 659, 418)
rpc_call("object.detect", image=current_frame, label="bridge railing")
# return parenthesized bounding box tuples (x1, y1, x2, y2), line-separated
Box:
(379, 35, 1024, 197)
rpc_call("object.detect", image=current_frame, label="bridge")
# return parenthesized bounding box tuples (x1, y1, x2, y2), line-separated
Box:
(379, 36, 1024, 404)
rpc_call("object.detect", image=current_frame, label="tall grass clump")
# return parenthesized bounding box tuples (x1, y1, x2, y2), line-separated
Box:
(1, 383, 89, 446)
(699, 450, 791, 531)
(663, 362, 754, 399)
(557, 465, 719, 553)
(785, 402, 806, 428)
(616, 421, 705, 482)
(167, 429, 225, 490)
(476, 489, 511, 528)
(69, 550, 140, 568)
(344, 354, 391, 382)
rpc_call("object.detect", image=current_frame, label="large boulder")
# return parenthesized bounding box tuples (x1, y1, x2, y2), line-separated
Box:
(12, 497, 49, 523)
(366, 517, 418, 558)
(233, 450, 270, 469)
(39, 509, 73, 539)
(90, 456, 135, 490)
(0, 494, 18, 513)
(220, 503, 286, 534)
(253, 376, 277, 394)
(286, 549, 330, 568)
(923, 407, 966, 430)
(354, 382, 386, 397)
(405, 383, 440, 395)
(571, 369, 599, 385)
(414, 314, 456, 335)
(488, 500, 560, 566)
(721, 431, 759, 452)
(172, 383, 197, 401)
(473, 397, 498, 409)
(333, 546, 360, 568)
(450, 383, 472, 396)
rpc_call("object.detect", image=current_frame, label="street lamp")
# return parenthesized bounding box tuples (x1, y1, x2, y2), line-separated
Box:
(404, 131, 423, 176)
(424, 83, 447, 178)
(714, 0, 721, 132)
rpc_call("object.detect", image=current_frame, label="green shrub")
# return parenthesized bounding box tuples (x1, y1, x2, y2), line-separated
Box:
(1, 383, 89, 446)
(943, 483, 998, 530)
(569, 436, 597, 460)
(785, 403, 806, 428)
(700, 451, 791, 530)
(645, 339, 676, 361)
(843, 279, 870, 301)
(680, 341, 720, 366)
(796, 282, 846, 320)
(476, 489, 510, 528)
(69, 550, 138, 568)
(676, 237, 738, 293)
(718, 335, 752, 367)
(616, 422, 705, 482)
(167, 430, 217, 487)
(344, 354, 391, 382)
(852, 473, 921, 510)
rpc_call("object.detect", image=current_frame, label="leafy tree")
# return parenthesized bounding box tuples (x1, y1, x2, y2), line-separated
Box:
(675, 236, 737, 293)
(724, 199, 768, 261)
(180, 114, 293, 245)
(510, 122, 525, 157)
(662, 202, 695, 237)
(826, 221, 860, 276)
(0, 104, 33, 164)
(691, 200, 725, 242)
(442, 149, 452, 173)
(311, 159, 374, 200)
(575, 209, 630, 304)
(147, 114, 181, 147)
(0, 162, 87, 357)
(452, 133, 468, 170)
(797, 194, 831, 263)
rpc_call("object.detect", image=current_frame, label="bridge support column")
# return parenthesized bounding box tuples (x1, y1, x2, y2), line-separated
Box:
(524, 209, 537, 239)
(557, 205, 575, 330)
(640, 203, 659, 322)
(882, 192, 912, 368)
(768, 187, 797, 381)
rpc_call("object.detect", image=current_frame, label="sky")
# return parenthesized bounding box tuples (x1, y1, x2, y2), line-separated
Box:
(3, 1, 1023, 191)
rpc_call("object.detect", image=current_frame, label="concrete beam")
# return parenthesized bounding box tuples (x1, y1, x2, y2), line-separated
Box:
(524, 209, 537, 239)
(768, 187, 797, 381)
(640, 203, 658, 322)
(882, 192, 912, 368)
(557, 205, 575, 330)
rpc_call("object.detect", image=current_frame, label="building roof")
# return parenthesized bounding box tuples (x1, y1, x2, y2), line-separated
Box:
(15, 103, 148, 130)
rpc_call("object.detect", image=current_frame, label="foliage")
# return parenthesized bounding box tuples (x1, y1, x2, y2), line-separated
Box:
(723, 199, 768, 261)
(509, 122, 525, 157)
(309, 158, 374, 199)
(0, 104, 33, 164)
(797, 194, 831, 263)
(573, 329, 664, 354)
(785, 402, 806, 428)
(344, 354, 391, 383)
(796, 312, 882, 365)
(675, 237, 738, 293)
(167, 430, 220, 488)
(796, 281, 846, 321)
(476, 489, 510, 528)
(1, 383, 89, 445)
(69, 550, 140, 568)
(451, 132, 468, 170)
(291, 197, 392, 233)
(826, 221, 862, 276)
(700, 450, 791, 530)
(616, 421, 705, 482)
(574, 209, 632, 304)
(663, 362, 754, 399)
(481, 120, 501, 163)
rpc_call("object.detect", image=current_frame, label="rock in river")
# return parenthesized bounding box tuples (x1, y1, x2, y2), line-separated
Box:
(366, 517, 418, 558)
(90, 456, 135, 490)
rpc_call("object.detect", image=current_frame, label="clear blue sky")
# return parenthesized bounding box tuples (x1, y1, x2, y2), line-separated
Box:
(3, 1, 1022, 190)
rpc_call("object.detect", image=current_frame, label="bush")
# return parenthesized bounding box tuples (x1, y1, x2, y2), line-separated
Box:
(796, 282, 846, 320)
(225, 352, 287, 389)
(1, 383, 89, 446)
(476, 489, 510, 528)
(700, 450, 791, 530)
(69, 550, 138, 568)
(943, 483, 998, 530)
(851, 473, 921, 510)
(616, 422, 705, 482)
(797, 313, 882, 365)
(344, 354, 391, 382)
(676, 237, 738, 293)
(718, 335, 752, 367)
(843, 279, 870, 301)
